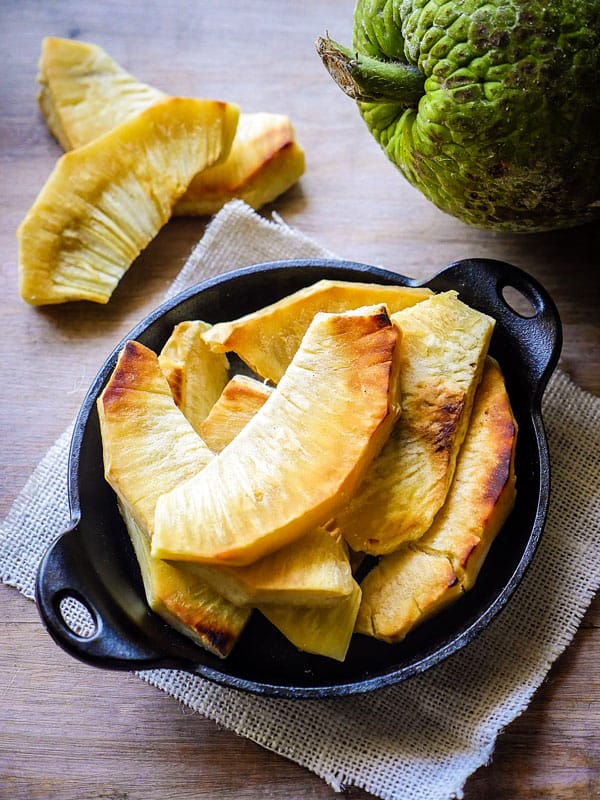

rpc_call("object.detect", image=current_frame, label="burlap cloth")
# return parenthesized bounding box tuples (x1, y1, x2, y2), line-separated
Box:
(1, 200, 599, 800)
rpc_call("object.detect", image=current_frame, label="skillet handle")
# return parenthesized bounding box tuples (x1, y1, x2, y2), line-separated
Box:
(427, 258, 562, 399)
(35, 525, 165, 670)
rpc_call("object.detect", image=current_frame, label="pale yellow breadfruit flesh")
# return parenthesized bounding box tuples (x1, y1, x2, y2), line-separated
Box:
(355, 547, 463, 643)
(260, 579, 362, 662)
(158, 320, 230, 434)
(97, 341, 249, 656)
(335, 291, 495, 555)
(186, 527, 353, 607)
(194, 375, 353, 606)
(18, 96, 239, 305)
(173, 113, 305, 215)
(201, 278, 432, 383)
(36, 37, 304, 214)
(97, 340, 214, 536)
(152, 304, 402, 566)
(118, 502, 250, 658)
(419, 356, 517, 590)
(199, 374, 273, 453)
(157, 362, 353, 608)
(37, 36, 165, 150)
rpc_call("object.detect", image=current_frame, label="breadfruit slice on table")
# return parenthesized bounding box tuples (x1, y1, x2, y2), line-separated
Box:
(37, 36, 165, 150)
(18, 96, 239, 305)
(201, 278, 432, 383)
(152, 304, 402, 566)
(336, 290, 495, 555)
(158, 320, 230, 435)
(355, 356, 517, 644)
(97, 340, 249, 657)
(37, 36, 305, 214)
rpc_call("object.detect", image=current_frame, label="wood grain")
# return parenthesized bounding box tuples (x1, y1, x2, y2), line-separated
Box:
(1, 2, 598, 799)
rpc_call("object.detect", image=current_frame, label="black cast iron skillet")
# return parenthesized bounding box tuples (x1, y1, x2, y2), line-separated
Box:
(35, 258, 562, 697)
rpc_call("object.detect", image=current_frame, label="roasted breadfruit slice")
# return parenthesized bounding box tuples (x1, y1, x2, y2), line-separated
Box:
(37, 37, 304, 214)
(97, 340, 214, 535)
(187, 527, 354, 607)
(190, 374, 352, 605)
(336, 291, 495, 555)
(37, 36, 165, 150)
(152, 304, 402, 566)
(260, 578, 362, 662)
(173, 113, 305, 216)
(119, 502, 250, 658)
(419, 357, 517, 589)
(18, 96, 239, 305)
(355, 547, 463, 644)
(158, 320, 230, 435)
(199, 374, 273, 453)
(355, 357, 517, 643)
(98, 341, 249, 656)
(202, 278, 432, 383)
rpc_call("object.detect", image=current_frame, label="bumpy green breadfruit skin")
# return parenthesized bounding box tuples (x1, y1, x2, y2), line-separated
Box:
(353, 0, 600, 231)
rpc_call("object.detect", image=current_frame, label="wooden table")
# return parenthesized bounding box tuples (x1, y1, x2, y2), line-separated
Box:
(1, 2, 598, 798)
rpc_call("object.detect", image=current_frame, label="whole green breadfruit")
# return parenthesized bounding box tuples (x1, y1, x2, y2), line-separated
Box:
(317, 0, 600, 232)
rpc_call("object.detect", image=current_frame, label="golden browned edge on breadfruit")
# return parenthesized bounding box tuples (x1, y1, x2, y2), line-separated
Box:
(202, 278, 432, 384)
(97, 340, 215, 535)
(158, 320, 230, 434)
(118, 502, 250, 658)
(18, 96, 239, 305)
(355, 356, 517, 643)
(418, 356, 518, 589)
(335, 291, 495, 555)
(37, 36, 305, 214)
(97, 340, 250, 657)
(152, 304, 402, 566)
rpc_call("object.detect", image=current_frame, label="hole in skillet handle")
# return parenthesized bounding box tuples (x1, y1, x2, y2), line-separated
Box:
(35, 523, 181, 671)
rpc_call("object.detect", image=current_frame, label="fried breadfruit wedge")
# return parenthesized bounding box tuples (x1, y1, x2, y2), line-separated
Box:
(199, 374, 273, 452)
(18, 96, 238, 305)
(355, 547, 462, 644)
(186, 527, 354, 607)
(181, 370, 361, 655)
(97, 340, 215, 535)
(152, 304, 402, 566)
(102, 341, 353, 612)
(336, 291, 495, 555)
(118, 502, 250, 658)
(261, 578, 362, 662)
(97, 340, 250, 656)
(158, 320, 230, 435)
(418, 356, 518, 589)
(202, 278, 432, 383)
(355, 357, 517, 643)
(37, 37, 304, 214)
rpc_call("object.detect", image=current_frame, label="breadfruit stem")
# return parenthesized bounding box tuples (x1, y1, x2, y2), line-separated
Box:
(316, 35, 424, 105)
